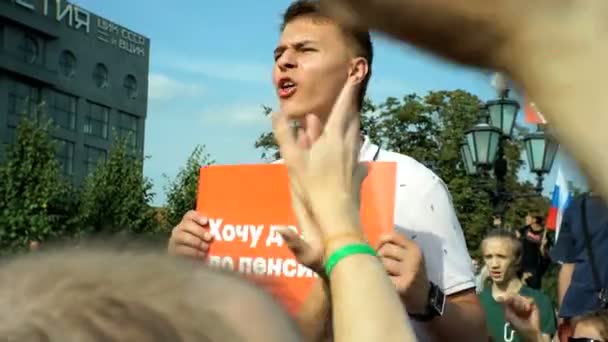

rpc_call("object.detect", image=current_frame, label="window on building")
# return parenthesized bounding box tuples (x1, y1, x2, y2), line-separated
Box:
(84, 145, 107, 174)
(59, 50, 77, 78)
(93, 63, 109, 88)
(20, 34, 39, 64)
(4, 126, 17, 145)
(123, 74, 137, 99)
(84, 102, 109, 139)
(8, 79, 40, 118)
(55, 139, 75, 176)
(49, 91, 77, 130)
(115, 112, 138, 148)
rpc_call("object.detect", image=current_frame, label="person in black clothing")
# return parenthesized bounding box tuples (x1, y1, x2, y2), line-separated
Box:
(516, 214, 553, 289)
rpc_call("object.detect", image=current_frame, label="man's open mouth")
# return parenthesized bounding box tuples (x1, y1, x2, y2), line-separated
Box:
(278, 78, 297, 98)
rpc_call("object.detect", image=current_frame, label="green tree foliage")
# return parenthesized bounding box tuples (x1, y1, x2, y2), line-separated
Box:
(78, 136, 157, 236)
(253, 106, 280, 162)
(0, 117, 75, 252)
(164, 145, 215, 228)
(254, 90, 550, 254)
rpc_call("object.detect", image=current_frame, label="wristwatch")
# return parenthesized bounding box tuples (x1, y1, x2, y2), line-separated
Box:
(409, 282, 446, 322)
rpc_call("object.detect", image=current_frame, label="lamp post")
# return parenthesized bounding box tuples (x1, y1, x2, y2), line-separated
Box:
(460, 88, 559, 227)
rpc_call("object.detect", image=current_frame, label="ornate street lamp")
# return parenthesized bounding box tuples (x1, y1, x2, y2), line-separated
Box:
(524, 127, 559, 191)
(486, 92, 520, 137)
(460, 142, 477, 175)
(465, 123, 502, 168)
(459, 74, 558, 228)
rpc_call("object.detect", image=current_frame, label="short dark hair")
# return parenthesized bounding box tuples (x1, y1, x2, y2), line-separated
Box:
(281, 0, 373, 110)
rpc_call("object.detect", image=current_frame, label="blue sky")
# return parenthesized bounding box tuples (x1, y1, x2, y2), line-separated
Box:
(75, 0, 587, 206)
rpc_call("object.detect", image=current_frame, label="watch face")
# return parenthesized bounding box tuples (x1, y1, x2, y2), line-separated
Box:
(430, 284, 446, 315)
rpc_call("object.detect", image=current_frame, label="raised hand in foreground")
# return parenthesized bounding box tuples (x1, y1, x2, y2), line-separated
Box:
(498, 294, 545, 342)
(320, 0, 608, 203)
(273, 76, 366, 274)
(274, 77, 417, 342)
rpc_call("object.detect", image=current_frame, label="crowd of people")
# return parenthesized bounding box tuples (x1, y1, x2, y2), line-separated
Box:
(1, 0, 608, 340)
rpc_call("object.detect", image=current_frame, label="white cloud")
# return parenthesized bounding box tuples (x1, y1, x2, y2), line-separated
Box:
(167, 59, 270, 84)
(200, 103, 272, 126)
(148, 73, 205, 102)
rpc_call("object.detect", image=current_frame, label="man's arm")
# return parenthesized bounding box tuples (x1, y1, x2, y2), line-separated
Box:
(425, 288, 487, 341)
(549, 202, 578, 311)
(406, 178, 487, 340)
(557, 263, 574, 309)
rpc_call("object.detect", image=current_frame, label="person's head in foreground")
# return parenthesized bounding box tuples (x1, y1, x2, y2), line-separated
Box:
(571, 310, 608, 342)
(0, 246, 300, 341)
(274, 0, 372, 127)
(482, 229, 522, 287)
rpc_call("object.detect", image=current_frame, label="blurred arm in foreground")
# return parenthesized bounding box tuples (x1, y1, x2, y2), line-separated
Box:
(320, 0, 608, 202)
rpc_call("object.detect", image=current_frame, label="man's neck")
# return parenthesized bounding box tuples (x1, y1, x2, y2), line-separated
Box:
(491, 277, 523, 299)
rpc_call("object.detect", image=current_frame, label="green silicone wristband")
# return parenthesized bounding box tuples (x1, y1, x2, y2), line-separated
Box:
(324, 243, 377, 277)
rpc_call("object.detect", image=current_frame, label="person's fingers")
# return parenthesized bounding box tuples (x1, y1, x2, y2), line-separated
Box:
(377, 242, 406, 262)
(378, 232, 416, 250)
(346, 114, 361, 166)
(272, 112, 302, 168)
(176, 220, 213, 242)
(380, 256, 402, 276)
(183, 210, 209, 226)
(304, 113, 323, 145)
(278, 226, 317, 266)
(498, 294, 534, 316)
(172, 245, 208, 259)
(352, 162, 369, 198)
(172, 231, 211, 251)
(288, 183, 318, 237)
(325, 78, 359, 136)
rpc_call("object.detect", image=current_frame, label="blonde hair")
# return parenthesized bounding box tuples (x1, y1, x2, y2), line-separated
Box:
(0, 244, 298, 341)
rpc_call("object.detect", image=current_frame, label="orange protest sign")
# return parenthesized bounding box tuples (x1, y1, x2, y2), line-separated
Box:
(196, 162, 396, 315)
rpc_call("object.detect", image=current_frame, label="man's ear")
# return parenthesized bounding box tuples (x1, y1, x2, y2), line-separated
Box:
(349, 57, 369, 84)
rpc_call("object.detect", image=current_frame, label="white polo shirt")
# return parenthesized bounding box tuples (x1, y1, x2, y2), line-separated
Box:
(359, 137, 475, 295)
(360, 137, 475, 340)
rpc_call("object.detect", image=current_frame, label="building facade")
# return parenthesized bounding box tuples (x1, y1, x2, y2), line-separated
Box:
(0, 0, 149, 184)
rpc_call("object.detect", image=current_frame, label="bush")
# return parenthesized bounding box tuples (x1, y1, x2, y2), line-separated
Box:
(0, 117, 74, 253)
(78, 136, 157, 236)
(163, 145, 214, 228)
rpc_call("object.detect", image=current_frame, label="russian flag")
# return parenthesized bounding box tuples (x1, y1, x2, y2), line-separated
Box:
(546, 166, 572, 239)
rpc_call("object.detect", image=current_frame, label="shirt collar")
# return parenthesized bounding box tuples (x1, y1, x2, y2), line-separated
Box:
(359, 135, 379, 161)
(274, 136, 379, 163)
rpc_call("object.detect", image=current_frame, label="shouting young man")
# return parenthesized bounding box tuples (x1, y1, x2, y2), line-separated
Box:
(480, 229, 556, 342)
(168, 1, 485, 340)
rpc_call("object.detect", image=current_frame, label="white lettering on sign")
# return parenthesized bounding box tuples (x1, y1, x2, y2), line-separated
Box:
(41, 0, 91, 33)
(239, 257, 252, 273)
(208, 218, 266, 248)
(252, 257, 266, 275)
(220, 256, 234, 271)
(215, 256, 316, 278)
(97, 17, 146, 57)
(266, 225, 299, 247)
(11, 0, 145, 56)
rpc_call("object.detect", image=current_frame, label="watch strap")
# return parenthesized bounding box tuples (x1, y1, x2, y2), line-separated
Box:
(409, 282, 445, 322)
